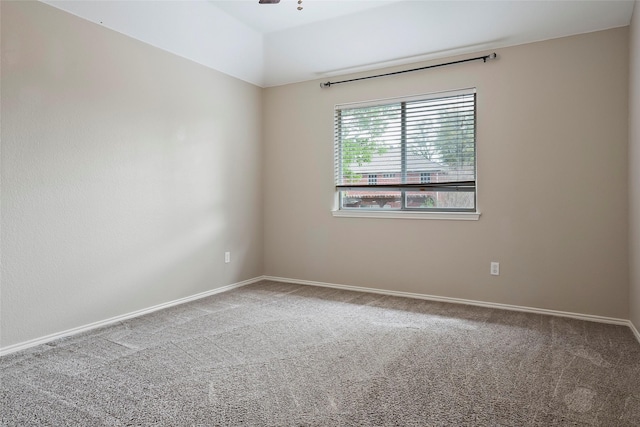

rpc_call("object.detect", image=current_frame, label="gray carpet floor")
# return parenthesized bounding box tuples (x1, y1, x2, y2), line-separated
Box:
(1, 280, 639, 426)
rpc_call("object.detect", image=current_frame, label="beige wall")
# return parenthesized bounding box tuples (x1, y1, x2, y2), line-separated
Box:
(1, 2, 264, 348)
(264, 28, 630, 319)
(630, 1, 640, 331)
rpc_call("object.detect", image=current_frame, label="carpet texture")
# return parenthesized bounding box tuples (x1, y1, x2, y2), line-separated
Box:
(1, 280, 639, 426)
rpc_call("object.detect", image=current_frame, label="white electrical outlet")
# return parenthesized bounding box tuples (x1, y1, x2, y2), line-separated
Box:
(490, 262, 500, 276)
(225, 252, 230, 263)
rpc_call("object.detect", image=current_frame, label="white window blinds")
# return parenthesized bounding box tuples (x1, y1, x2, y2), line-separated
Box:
(334, 88, 477, 211)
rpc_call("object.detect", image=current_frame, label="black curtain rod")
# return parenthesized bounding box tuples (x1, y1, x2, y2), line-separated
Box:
(320, 53, 497, 88)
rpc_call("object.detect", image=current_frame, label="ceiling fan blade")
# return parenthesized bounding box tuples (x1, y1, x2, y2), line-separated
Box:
(259, 0, 280, 3)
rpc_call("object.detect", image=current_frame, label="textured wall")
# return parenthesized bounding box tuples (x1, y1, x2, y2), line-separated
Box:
(630, 1, 640, 332)
(264, 28, 630, 319)
(1, 2, 264, 348)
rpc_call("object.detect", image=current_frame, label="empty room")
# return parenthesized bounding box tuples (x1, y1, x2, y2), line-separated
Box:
(2, 0, 640, 425)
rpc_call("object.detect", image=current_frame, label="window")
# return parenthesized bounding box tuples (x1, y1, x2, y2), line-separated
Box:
(334, 88, 476, 213)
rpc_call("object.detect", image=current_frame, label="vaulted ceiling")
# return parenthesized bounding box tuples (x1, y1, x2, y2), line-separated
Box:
(43, 0, 635, 87)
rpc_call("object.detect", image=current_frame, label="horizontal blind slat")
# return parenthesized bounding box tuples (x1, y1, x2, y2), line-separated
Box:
(335, 91, 476, 190)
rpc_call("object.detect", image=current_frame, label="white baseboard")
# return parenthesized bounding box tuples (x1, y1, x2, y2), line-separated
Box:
(0, 276, 263, 357)
(264, 276, 638, 339)
(630, 321, 640, 344)
(4, 275, 638, 357)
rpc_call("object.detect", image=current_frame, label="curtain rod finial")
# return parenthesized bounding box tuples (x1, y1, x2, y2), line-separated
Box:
(320, 81, 331, 88)
(483, 52, 497, 63)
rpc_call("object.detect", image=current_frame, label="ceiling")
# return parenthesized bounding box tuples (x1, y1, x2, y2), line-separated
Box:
(214, 0, 405, 34)
(43, 0, 636, 88)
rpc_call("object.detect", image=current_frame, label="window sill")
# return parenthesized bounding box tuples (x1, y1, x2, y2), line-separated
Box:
(331, 210, 481, 221)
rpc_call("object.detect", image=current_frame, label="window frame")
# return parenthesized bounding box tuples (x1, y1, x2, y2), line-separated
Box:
(333, 88, 479, 219)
